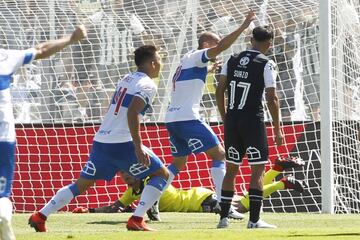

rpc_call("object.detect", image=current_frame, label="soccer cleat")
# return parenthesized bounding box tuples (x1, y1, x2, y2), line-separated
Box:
(274, 156, 305, 171)
(0, 219, 16, 240)
(126, 216, 155, 231)
(146, 201, 161, 221)
(72, 206, 89, 213)
(281, 176, 306, 193)
(28, 212, 47, 232)
(247, 219, 277, 229)
(213, 202, 221, 214)
(228, 206, 244, 220)
(213, 203, 243, 220)
(217, 217, 229, 229)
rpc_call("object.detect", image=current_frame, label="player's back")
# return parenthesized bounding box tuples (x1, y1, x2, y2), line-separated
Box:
(159, 185, 213, 212)
(225, 49, 275, 118)
(94, 71, 156, 144)
(165, 49, 210, 123)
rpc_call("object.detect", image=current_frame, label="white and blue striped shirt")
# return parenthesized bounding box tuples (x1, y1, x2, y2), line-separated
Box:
(0, 48, 37, 142)
(165, 49, 210, 123)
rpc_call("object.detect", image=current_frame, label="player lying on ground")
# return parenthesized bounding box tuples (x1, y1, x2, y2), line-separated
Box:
(0, 25, 86, 240)
(29, 45, 169, 232)
(73, 157, 306, 221)
(233, 156, 306, 213)
(73, 171, 243, 220)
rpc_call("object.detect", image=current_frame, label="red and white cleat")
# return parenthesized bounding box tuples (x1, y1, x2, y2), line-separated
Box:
(28, 212, 47, 232)
(126, 216, 156, 231)
(274, 156, 305, 171)
(281, 175, 306, 193)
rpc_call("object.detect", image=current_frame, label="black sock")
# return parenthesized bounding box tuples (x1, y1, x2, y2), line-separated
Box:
(220, 190, 234, 219)
(249, 188, 263, 223)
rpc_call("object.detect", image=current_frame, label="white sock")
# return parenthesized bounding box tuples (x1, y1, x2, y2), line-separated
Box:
(164, 170, 176, 190)
(211, 160, 226, 202)
(40, 186, 74, 217)
(0, 197, 13, 222)
(0, 197, 15, 240)
(133, 185, 162, 218)
(164, 164, 179, 190)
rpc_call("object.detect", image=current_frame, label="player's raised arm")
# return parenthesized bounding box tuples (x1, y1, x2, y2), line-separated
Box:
(206, 10, 255, 60)
(34, 25, 87, 60)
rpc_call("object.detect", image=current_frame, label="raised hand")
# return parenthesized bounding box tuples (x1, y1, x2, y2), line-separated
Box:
(242, 9, 256, 29)
(70, 24, 87, 43)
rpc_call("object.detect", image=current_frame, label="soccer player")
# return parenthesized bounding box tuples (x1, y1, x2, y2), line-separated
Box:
(72, 157, 305, 219)
(73, 171, 243, 220)
(234, 157, 306, 213)
(164, 10, 256, 206)
(216, 26, 284, 229)
(0, 25, 87, 240)
(29, 45, 169, 232)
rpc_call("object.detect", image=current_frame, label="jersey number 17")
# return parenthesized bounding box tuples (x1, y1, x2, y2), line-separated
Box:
(229, 80, 251, 110)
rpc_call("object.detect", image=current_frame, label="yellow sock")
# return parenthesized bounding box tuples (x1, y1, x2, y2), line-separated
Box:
(263, 169, 281, 185)
(263, 181, 285, 198)
(239, 181, 285, 212)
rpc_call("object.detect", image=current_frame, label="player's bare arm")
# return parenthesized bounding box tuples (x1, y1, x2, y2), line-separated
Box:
(127, 96, 150, 166)
(216, 75, 228, 123)
(206, 10, 255, 59)
(34, 25, 87, 60)
(265, 87, 283, 146)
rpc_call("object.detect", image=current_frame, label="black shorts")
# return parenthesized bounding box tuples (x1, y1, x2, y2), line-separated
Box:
(224, 114, 269, 165)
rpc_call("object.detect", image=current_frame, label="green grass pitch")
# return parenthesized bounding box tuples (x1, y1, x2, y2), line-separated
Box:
(12, 212, 360, 240)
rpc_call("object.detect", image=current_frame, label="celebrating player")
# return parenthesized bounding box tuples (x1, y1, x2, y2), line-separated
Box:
(164, 10, 256, 207)
(29, 45, 169, 232)
(0, 25, 86, 240)
(216, 26, 283, 229)
(72, 157, 305, 220)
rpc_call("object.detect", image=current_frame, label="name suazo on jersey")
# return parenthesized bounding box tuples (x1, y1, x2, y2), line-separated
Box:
(0, 48, 37, 142)
(94, 71, 156, 143)
(165, 49, 210, 123)
(221, 49, 277, 117)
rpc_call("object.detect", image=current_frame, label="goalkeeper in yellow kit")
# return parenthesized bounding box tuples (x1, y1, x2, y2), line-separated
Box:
(74, 156, 305, 220)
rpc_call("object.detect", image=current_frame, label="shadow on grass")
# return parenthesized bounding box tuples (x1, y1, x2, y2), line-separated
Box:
(87, 221, 126, 225)
(288, 233, 360, 238)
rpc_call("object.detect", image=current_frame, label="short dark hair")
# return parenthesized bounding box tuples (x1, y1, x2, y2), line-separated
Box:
(198, 32, 218, 48)
(252, 26, 274, 42)
(134, 45, 158, 67)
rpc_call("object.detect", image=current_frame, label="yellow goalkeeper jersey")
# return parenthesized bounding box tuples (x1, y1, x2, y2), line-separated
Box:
(119, 179, 213, 212)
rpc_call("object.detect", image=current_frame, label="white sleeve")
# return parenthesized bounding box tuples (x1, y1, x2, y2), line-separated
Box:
(7, 48, 37, 71)
(220, 60, 228, 76)
(189, 49, 211, 67)
(134, 79, 157, 105)
(263, 60, 277, 88)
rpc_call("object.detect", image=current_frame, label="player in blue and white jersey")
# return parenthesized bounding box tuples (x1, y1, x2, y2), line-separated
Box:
(29, 45, 169, 232)
(0, 25, 87, 240)
(164, 10, 255, 204)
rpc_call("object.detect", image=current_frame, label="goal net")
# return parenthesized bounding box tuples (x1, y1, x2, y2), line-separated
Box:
(1, 0, 359, 213)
